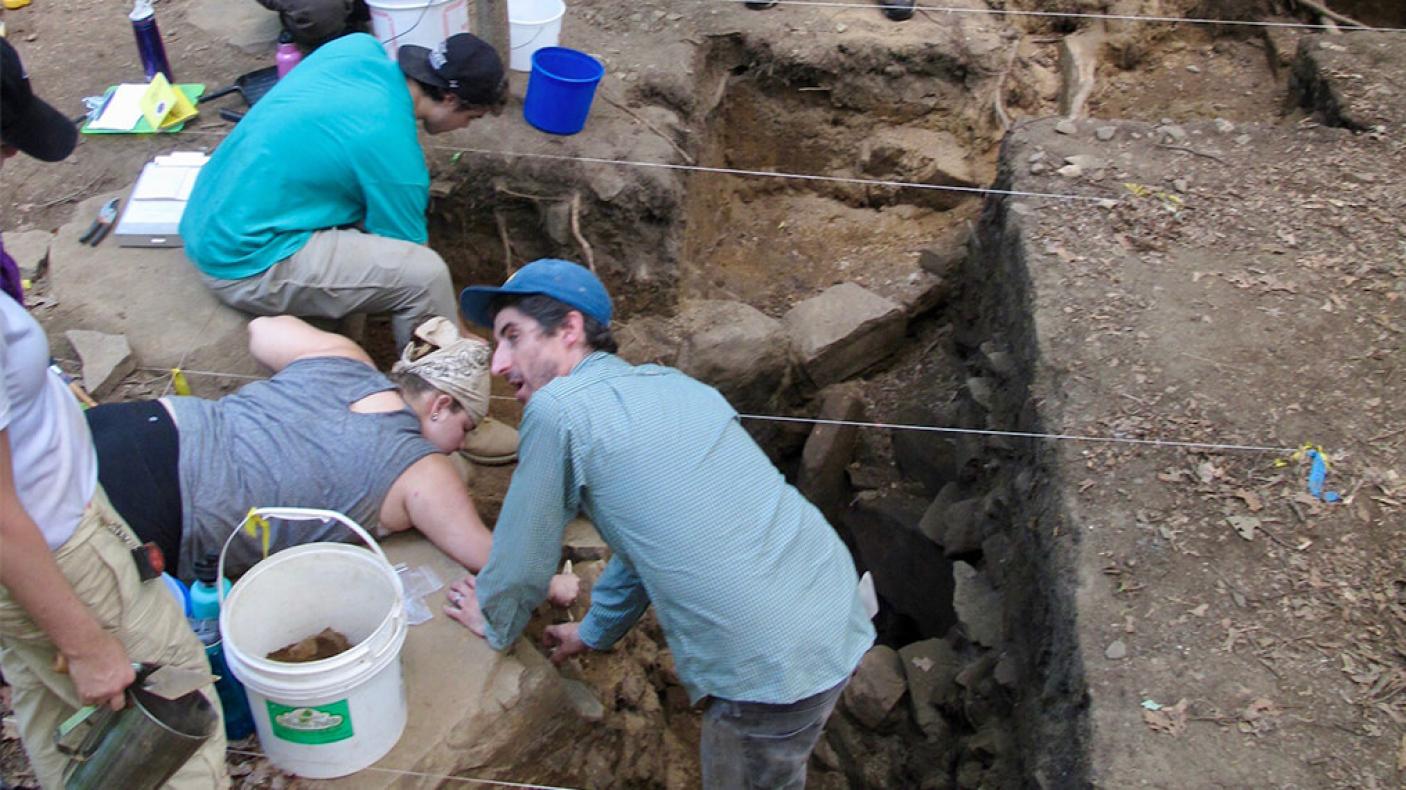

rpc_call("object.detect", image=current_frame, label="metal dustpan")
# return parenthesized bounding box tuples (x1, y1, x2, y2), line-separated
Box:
(199, 66, 278, 108)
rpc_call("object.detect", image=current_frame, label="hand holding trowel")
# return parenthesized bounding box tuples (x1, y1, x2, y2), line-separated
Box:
(53, 654, 217, 706)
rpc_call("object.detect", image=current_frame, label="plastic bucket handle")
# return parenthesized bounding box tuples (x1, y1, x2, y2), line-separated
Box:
(511, 24, 551, 51)
(217, 507, 392, 613)
(510, 2, 565, 51)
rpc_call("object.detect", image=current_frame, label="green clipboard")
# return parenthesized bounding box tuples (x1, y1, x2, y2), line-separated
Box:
(80, 83, 206, 135)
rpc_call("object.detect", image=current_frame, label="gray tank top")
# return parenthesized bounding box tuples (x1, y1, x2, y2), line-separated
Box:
(168, 356, 437, 581)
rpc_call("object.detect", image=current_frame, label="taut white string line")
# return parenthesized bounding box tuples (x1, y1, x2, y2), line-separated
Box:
(713, 0, 1406, 33)
(225, 749, 579, 789)
(736, 413, 1299, 454)
(139, 366, 265, 381)
(431, 145, 1107, 203)
(160, 304, 221, 397)
(141, 365, 1304, 453)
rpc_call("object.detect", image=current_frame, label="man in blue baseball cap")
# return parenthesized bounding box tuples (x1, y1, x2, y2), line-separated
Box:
(451, 259, 875, 788)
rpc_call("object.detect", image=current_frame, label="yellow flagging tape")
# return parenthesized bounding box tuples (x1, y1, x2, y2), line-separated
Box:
(242, 508, 271, 559)
(171, 368, 192, 396)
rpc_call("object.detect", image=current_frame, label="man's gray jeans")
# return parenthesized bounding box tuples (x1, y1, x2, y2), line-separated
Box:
(700, 678, 847, 789)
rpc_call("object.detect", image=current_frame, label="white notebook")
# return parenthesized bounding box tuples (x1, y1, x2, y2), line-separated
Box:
(114, 153, 209, 247)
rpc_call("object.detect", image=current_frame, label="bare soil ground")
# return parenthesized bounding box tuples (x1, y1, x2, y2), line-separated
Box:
(4, 0, 1406, 788)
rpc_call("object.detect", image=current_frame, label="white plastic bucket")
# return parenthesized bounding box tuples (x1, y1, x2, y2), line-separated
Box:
(509, 0, 566, 72)
(367, 0, 471, 58)
(219, 508, 408, 779)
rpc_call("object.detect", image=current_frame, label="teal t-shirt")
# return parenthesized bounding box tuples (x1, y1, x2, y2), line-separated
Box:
(181, 34, 430, 280)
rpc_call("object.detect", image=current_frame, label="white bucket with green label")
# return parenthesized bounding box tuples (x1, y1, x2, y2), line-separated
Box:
(219, 508, 407, 778)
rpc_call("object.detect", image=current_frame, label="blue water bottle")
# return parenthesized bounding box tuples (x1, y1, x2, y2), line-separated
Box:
(189, 553, 255, 740)
(130, 0, 174, 83)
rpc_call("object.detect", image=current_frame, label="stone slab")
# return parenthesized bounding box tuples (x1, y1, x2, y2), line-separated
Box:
(6, 229, 53, 280)
(951, 561, 1002, 648)
(187, 0, 283, 54)
(783, 283, 906, 388)
(45, 191, 259, 393)
(797, 384, 864, 517)
(674, 299, 789, 410)
(842, 491, 956, 639)
(321, 533, 592, 788)
(1058, 28, 1103, 119)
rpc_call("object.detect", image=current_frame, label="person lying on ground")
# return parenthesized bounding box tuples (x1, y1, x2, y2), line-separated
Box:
(445, 259, 876, 790)
(84, 315, 578, 605)
(0, 37, 228, 789)
(180, 32, 508, 350)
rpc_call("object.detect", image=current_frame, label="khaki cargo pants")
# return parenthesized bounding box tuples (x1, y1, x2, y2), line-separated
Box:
(200, 228, 459, 351)
(0, 486, 228, 789)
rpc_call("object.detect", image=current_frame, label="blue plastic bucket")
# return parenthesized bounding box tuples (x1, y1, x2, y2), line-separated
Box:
(523, 47, 605, 135)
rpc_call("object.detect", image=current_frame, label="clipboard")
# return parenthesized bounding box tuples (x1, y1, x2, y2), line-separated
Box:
(81, 81, 206, 135)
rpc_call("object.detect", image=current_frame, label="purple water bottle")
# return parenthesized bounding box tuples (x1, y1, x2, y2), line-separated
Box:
(130, 0, 174, 83)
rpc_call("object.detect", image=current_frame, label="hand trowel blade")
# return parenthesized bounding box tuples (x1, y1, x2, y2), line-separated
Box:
(138, 664, 218, 700)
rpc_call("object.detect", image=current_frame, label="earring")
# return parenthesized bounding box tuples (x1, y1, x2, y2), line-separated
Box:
(432, 412, 441, 422)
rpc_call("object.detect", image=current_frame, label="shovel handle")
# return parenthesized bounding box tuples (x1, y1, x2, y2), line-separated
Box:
(199, 84, 238, 103)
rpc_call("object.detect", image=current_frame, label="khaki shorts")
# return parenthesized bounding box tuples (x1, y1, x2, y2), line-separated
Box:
(0, 486, 228, 789)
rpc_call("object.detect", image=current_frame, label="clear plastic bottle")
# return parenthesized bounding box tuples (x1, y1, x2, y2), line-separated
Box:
(275, 31, 302, 80)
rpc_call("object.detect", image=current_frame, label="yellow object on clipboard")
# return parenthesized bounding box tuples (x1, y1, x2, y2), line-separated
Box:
(83, 74, 202, 135)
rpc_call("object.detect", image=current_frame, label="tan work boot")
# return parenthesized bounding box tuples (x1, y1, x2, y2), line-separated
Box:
(461, 416, 519, 465)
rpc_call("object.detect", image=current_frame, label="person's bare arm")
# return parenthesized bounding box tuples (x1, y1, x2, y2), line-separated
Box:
(382, 456, 579, 605)
(381, 454, 493, 571)
(247, 315, 373, 374)
(0, 430, 132, 710)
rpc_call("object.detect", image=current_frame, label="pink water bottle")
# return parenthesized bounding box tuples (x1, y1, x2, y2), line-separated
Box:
(275, 31, 302, 79)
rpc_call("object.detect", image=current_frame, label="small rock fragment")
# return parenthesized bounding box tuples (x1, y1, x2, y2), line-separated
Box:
(1054, 119, 1079, 136)
(842, 646, 908, 729)
(1105, 639, 1128, 660)
(1234, 133, 1251, 146)
(561, 679, 605, 722)
(1095, 126, 1117, 141)
(1213, 117, 1235, 135)
(1056, 164, 1082, 178)
(65, 330, 135, 398)
(1159, 124, 1188, 143)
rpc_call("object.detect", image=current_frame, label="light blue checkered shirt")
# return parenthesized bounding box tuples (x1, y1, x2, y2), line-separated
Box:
(475, 352, 875, 704)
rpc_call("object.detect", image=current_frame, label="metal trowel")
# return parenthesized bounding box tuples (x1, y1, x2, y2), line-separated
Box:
(134, 663, 217, 700)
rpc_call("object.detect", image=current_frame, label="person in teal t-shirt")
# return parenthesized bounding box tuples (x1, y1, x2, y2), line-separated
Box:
(181, 33, 506, 349)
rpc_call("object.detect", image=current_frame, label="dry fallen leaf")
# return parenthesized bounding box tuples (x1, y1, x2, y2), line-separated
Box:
(1227, 515, 1259, 541)
(1234, 489, 1263, 512)
(1143, 698, 1190, 736)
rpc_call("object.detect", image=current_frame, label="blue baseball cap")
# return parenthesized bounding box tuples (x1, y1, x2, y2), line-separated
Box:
(459, 258, 613, 328)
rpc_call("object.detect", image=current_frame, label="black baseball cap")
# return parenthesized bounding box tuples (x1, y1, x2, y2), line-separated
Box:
(398, 34, 506, 108)
(0, 38, 77, 162)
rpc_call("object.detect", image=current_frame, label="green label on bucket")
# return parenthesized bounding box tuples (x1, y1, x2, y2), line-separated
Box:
(266, 699, 354, 745)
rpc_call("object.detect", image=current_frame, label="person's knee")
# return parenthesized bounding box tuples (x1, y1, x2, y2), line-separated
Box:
(402, 248, 451, 284)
